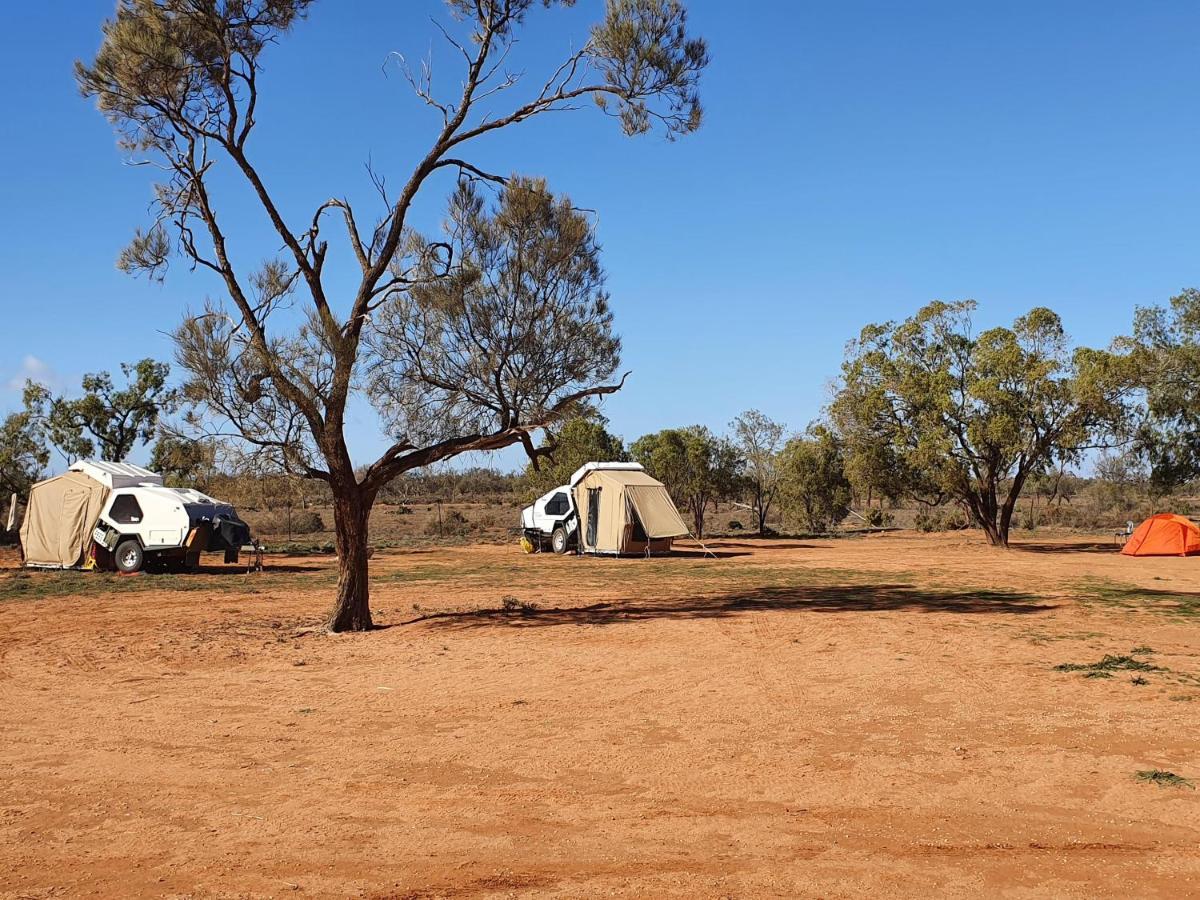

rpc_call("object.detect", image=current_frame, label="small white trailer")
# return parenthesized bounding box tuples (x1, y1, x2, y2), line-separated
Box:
(17, 460, 252, 573)
(520, 462, 690, 555)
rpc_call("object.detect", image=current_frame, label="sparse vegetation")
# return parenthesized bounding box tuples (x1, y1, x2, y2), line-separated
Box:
(1135, 769, 1195, 789)
(1073, 578, 1200, 619)
(1054, 654, 1160, 676)
(500, 595, 539, 614)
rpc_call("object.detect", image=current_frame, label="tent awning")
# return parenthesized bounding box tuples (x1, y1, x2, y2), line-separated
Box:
(626, 485, 690, 539)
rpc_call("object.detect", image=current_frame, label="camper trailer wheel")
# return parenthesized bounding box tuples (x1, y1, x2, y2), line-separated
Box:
(551, 527, 569, 554)
(114, 539, 144, 574)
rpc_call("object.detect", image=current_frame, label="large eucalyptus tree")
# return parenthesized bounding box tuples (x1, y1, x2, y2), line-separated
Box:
(832, 301, 1133, 547)
(77, 0, 708, 630)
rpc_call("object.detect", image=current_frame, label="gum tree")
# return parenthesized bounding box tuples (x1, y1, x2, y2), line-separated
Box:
(77, 0, 708, 630)
(777, 424, 851, 533)
(730, 409, 785, 535)
(523, 416, 628, 498)
(1121, 288, 1200, 489)
(631, 425, 740, 538)
(832, 301, 1132, 547)
(24, 359, 177, 463)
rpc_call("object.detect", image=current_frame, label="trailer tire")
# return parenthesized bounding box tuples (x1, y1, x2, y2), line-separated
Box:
(551, 527, 569, 554)
(114, 539, 144, 574)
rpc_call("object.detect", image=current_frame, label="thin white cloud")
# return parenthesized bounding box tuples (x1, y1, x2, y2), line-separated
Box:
(5, 355, 61, 393)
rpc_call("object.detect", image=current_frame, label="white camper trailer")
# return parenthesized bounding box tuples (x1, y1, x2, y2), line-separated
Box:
(18, 460, 251, 573)
(520, 462, 690, 555)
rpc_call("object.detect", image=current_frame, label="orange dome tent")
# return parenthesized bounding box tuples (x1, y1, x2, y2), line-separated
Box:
(1121, 514, 1200, 557)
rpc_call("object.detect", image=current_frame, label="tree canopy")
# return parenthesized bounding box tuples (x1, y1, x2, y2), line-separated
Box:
(730, 409, 785, 535)
(777, 425, 851, 533)
(149, 431, 218, 488)
(831, 301, 1132, 546)
(24, 359, 177, 464)
(0, 411, 49, 502)
(631, 425, 739, 538)
(1121, 288, 1200, 489)
(524, 416, 628, 497)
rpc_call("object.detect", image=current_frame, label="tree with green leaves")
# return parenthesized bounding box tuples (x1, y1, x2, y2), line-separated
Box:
(777, 424, 851, 533)
(835, 422, 907, 512)
(78, 0, 707, 631)
(1120, 288, 1200, 489)
(0, 410, 49, 502)
(524, 416, 628, 498)
(24, 359, 177, 464)
(630, 426, 740, 538)
(149, 431, 218, 488)
(730, 409, 784, 535)
(831, 301, 1133, 547)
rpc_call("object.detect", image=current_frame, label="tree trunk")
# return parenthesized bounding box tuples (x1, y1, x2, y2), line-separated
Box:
(980, 517, 1007, 547)
(327, 486, 374, 632)
(964, 482, 1008, 547)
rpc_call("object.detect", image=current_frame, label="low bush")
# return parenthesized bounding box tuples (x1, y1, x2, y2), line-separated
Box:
(863, 508, 893, 528)
(913, 509, 969, 533)
(253, 508, 325, 535)
(424, 509, 473, 537)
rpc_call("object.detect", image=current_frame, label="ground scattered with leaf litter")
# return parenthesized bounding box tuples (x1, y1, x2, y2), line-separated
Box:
(1, 533, 1198, 897)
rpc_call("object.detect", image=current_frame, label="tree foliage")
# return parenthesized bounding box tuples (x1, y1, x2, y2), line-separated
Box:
(831, 301, 1132, 547)
(630, 425, 739, 538)
(149, 431, 218, 487)
(777, 425, 851, 533)
(1121, 288, 1200, 489)
(0, 411, 49, 502)
(730, 409, 784, 535)
(366, 177, 622, 460)
(524, 416, 628, 497)
(78, 0, 708, 631)
(24, 359, 177, 463)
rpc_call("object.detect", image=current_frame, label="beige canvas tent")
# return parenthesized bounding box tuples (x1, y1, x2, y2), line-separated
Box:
(19, 471, 110, 568)
(571, 465, 690, 555)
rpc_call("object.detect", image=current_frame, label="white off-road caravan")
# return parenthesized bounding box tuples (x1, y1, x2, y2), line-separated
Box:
(520, 462, 690, 556)
(18, 460, 252, 573)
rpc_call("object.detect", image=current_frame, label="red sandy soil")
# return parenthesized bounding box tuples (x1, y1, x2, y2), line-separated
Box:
(1, 532, 1198, 898)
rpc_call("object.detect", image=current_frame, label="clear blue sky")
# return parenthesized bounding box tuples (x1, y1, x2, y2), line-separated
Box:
(3, 1, 1199, 471)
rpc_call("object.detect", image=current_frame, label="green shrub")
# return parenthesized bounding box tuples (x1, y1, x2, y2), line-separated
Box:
(863, 508, 893, 528)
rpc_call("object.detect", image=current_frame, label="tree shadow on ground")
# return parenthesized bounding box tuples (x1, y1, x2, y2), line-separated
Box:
(406, 582, 1054, 631)
(189, 563, 315, 575)
(662, 548, 754, 559)
(1013, 541, 1121, 555)
(693, 542, 821, 552)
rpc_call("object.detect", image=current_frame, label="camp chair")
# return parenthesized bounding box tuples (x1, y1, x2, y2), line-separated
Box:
(244, 540, 265, 573)
(1114, 520, 1134, 546)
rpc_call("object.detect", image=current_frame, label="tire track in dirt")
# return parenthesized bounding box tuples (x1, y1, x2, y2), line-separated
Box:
(714, 589, 837, 741)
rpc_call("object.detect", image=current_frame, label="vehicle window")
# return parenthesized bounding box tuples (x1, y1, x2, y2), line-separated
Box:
(109, 494, 144, 525)
(545, 492, 569, 516)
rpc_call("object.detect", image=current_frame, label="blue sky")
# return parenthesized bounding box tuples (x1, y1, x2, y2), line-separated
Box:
(3, 1, 1199, 471)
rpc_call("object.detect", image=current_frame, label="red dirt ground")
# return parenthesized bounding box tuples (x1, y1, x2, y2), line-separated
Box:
(1, 533, 1198, 897)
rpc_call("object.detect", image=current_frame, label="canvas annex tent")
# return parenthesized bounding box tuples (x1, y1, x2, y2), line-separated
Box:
(1121, 513, 1200, 557)
(570, 463, 690, 555)
(19, 471, 111, 568)
(19, 461, 160, 569)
